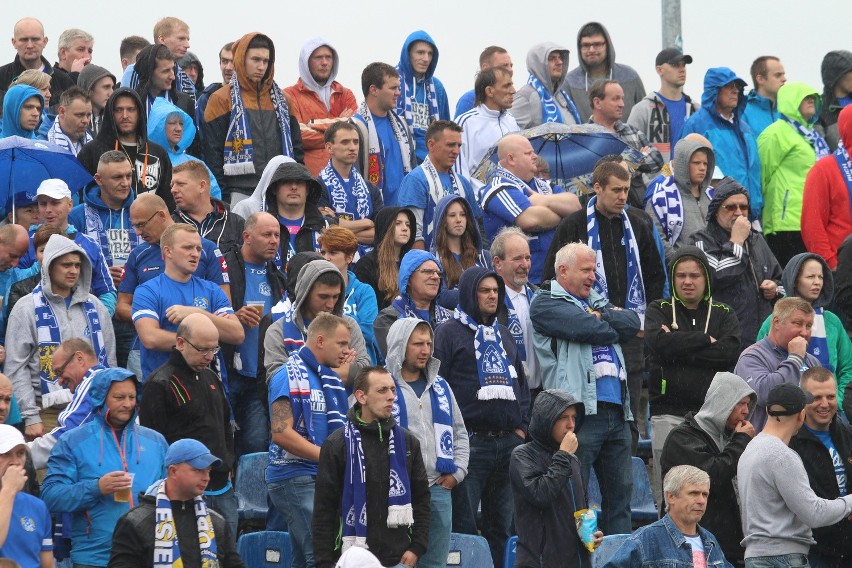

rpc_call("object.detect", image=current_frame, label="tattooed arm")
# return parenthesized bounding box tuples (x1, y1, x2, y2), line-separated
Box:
(270, 398, 322, 462)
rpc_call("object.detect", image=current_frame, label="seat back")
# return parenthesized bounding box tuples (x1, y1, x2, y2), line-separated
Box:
(235, 452, 270, 522)
(592, 533, 631, 567)
(236, 531, 292, 568)
(502, 535, 517, 568)
(447, 533, 493, 568)
(630, 456, 658, 523)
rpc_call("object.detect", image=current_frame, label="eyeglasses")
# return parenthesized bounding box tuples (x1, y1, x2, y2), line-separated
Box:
(416, 268, 444, 278)
(180, 337, 221, 356)
(722, 203, 750, 213)
(131, 211, 159, 230)
(53, 351, 78, 378)
(580, 41, 606, 51)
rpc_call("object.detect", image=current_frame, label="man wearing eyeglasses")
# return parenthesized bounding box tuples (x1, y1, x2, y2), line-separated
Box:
(139, 312, 239, 542)
(689, 178, 783, 346)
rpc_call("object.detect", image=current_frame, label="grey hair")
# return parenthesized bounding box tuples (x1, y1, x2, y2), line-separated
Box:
(554, 242, 596, 274)
(490, 226, 530, 259)
(57, 28, 93, 55)
(663, 465, 709, 512)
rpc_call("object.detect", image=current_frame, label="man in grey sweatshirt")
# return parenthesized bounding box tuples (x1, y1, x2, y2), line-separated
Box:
(737, 382, 852, 567)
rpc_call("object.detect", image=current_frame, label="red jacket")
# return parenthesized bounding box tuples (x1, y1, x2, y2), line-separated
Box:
(801, 105, 852, 268)
(284, 79, 357, 175)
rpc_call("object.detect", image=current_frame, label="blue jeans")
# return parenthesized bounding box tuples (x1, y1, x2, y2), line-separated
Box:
(228, 372, 270, 456)
(745, 553, 809, 567)
(452, 432, 523, 568)
(418, 484, 452, 568)
(575, 403, 633, 535)
(203, 486, 238, 544)
(268, 475, 316, 568)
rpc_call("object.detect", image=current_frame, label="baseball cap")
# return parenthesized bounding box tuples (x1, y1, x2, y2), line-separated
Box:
(766, 383, 814, 417)
(36, 179, 72, 200)
(164, 439, 222, 469)
(656, 48, 693, 67)
(0, 424, 26, 454)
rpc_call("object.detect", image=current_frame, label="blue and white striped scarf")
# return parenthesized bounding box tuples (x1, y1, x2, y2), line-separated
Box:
(527, 74, 581, 124)
(836, 141, 852, 217)
(480, 165, 554, 207)
(396, 73, 439, 132)
(648, 176, 714, 246)
(153, 479, 218, 568)
(176, 64, 196, 104)
(319, 161, 372, 222)
(453, 306, 517, 401)
(809, 308, 831, 369)
(586, 196, 647, 326)
(781, 114, 830, 159)
(357, 101, 413, 188)
(223, 74, 293, 176)
(285, 347, 347, 443)
(504, 286, 534, 360)
(421, 156, 464, 238)
(47, 119, 92, 156)
(391, 374, 456, 474)
(83, 204, 140, 266)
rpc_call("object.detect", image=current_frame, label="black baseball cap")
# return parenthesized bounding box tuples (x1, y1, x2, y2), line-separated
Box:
(656, 48, 693, 67)
(766, 383, 814, 417)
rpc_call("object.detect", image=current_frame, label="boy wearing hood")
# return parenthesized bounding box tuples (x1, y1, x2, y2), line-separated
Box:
(285, 38, 358, 176)
(434, 266, 530, 566)
(77, 88, 174, 209)
(510, 389, 603, 568)
(660, 372, 756, 565)
(680, 68, 762, 219)
(203, 32, 303, 203)
(385, 318, 469, 568)
(511, 42, 581, 129)
(6, 234, 116, 441)
(0, 84, 43, 139)
(396, 31, 450, 164)
(565, 22, 646, 123)
(77, 63, 115, 138)
(818, 50, 852, 151)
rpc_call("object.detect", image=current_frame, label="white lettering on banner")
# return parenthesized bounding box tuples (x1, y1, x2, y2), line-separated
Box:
(107, 229, 132, 263)
(412, 102, 429, 130)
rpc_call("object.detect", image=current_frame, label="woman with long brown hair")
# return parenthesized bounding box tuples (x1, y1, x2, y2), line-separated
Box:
(431, 195, 491, 290)
(354, 207, 416, 310)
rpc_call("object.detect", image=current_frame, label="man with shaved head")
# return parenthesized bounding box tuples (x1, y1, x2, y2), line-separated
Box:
(0, 18, 71, 105)
(479, 133, 579, 284)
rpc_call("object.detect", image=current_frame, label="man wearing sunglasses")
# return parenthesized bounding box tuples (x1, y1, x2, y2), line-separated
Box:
(688, 178, 783, 346)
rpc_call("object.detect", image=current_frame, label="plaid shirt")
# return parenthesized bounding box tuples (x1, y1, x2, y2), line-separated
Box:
(590, 118, 665, 174)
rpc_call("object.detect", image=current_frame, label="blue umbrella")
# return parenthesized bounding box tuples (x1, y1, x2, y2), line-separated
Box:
(0, 136, 93, 216)
(472, 123, 646, 194)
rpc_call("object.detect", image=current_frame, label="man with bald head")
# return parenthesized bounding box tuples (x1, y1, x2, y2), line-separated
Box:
(479, 133, 579, 284)
(140, 312, 238, 541)
(0, 18, 68, 105)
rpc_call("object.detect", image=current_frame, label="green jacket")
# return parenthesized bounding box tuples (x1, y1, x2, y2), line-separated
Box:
(757, 82, 823, 234)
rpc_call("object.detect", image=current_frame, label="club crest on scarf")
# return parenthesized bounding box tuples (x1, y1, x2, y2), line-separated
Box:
(389, 469, 407, 498)
(440, 430, 453, 456)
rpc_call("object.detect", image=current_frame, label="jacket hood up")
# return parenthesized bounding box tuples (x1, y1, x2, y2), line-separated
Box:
(77, 64, 115, 95)
(700, 67, 748, 120)
(526, 42, 571, 89)
(430, 195, 483, 253)
(98, 87, 146, 145)
(668, 245, 712, 303)
(41, 234, 93, 301)
(292, 259, 346, 327)
(87, 367, 139, 412)
(233, 32, 276, 90)
(298, 37, 340, 91)
(231, 154, 296, 219)
(398, 30, 439, 80)
(134, 44, 177, 99)
(692, 371, 755, 451)
(1, 85, 43, 138)
(284, 251, 323, 300)
(706, 176, 749, 223)
(457, 265, 505, 325)
(385, 317, 439, 383)
(574, 22, 614, 74)
(821, 50, 852, 111)
(782, 252, 834, 309)
(776, 82, 822, 126)
(528, 389, 585, 449)
(839, 104, 852, 151)
(398, 249, 443, 302)
(263, 161, 324, 216)
(374, 206, 416, 255)
(147, 97, 195, 153)
(672, 136, 715, 195)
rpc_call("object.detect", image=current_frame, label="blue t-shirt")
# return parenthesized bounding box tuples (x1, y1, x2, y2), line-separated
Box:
(407, 375, 427, 399)
(373, 114, 405, 206)
(131, 274, 234, 380)
(0, 492, 53, 568)
(804, 424, 848, 496)
(397, 167, 478, 249)
(277, 215, 304, 265)
(657, 92, 687, 155)
(236, 261, 274, 379)
(118, 239, 229, 293)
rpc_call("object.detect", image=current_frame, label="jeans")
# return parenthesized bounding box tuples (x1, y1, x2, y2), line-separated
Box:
(228, 372, 270, 456)
(268, 475, 316, 568)
(745, 553, 809, 567)
(452, 432, 523, 568)
(418, 484, 453, 568)
(204, 486, 238, 544)
(575, 404, 633, 535)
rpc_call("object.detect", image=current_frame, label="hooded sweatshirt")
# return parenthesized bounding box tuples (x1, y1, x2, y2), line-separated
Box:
(284, 37, 358, 176)
(0, 85, 43, 139)
(627, 90, 699, 162)
(5, 235, 117, 427)
(819, 49, 852, 150)
(76, 88, 174, 210)
(659, 371, 755, 564)
(510, 390, 589, 568)
(230, 154, 295, 219)
(758, 82, 825, 236)
(77, 64, 116, 138)
(680, 68, 762, 218)
(511, 42, 578, 129)
(353, 206, 417, 310)
(564, 22, 646, 122)
(396, 30, 450, 163)
(41, 369, 168, 568)
(68, 179, 143, 267)
(645, 246, 742, 417)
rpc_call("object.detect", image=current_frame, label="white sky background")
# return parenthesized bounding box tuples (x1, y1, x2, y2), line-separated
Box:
(6, 0, 851, 110)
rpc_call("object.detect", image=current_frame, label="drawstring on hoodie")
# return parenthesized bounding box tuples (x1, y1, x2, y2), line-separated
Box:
(670, 296, 712, 333)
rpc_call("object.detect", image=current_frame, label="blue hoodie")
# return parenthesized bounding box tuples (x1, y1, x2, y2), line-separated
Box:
(41, 368, 168, 567)
(146, 98, 222, 199)
(680, 67, 762, 218)
(1, 85, 44, 139)
(68, 180, 143, 267)
(396, 30, 451, 163)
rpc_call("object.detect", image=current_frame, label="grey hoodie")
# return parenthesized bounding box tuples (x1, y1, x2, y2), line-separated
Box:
(511, 42, 579, 129)
(384, 317, 469, 485)
(297, 37, 339, 110)
(231, 154, 296, 219)
(263, 259, 369, 382)
(6, 234, 116, 426)
(693, 371, 756, 452)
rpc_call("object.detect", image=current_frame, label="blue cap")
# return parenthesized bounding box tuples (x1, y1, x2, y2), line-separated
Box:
(164, 439, 222, 469)
(4, 190, 38, 215)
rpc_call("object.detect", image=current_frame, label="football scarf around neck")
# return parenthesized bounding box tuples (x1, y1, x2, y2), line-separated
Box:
(453, 306, 517, 401)
(421, 156, 464, 238)
(809, 307, 831, 369)
(527, 74, 581, 124)
(153, 479, 218, 568)
(320, 161, 372, 221)
(833, 140, 852, 217)
(47, 119, 92, 155)
(391, 374, 456, 474)
(357, 101, 413, 188)
(285, 347, 347, 443)
(503, 286, 534, 360)
(781, 113, 830, 159)
(396, 72, 439, 131)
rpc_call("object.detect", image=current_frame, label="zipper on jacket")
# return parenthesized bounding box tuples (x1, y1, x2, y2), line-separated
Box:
(781, 190, 789, 220)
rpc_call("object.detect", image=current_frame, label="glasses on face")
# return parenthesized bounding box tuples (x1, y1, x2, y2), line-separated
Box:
(722, 203, 749, 213)
(580, 41, 606, 51)
(53, 351, 78, 378)
(131, 211, 158, 230)
(416, 268, 444, 278)
(181, 337, 221, 356)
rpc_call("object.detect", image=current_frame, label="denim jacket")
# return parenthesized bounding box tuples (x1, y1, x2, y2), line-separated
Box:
(602, 514, 733, 568)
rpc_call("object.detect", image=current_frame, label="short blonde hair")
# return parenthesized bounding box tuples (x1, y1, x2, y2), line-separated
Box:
(153, 17, 189, 42)
(161, 222, 198, 249)
(11, 69, 50, 90)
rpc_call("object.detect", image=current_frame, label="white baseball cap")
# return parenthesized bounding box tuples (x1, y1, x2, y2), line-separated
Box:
(0, 424, 25, 454)
(36, 178, 72, 200)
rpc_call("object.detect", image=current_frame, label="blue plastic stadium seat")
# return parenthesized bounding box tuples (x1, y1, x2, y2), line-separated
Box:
(503, 535, 517, 568)
(237, 531, 292, 568)
(235, 452, 269, 529)
(447, 533, 493, 568)
(593, 533, 631, 567)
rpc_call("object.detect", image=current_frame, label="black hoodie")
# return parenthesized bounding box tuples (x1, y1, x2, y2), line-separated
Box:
(77, 87, 175, 209)
(353, 206, 417, 310)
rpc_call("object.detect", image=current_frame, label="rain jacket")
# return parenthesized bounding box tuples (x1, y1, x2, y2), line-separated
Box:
(511, 42, 579, 129)
(396, 30, 451, 163)
(659, 371, 755, 565)
(564, 22, 646, 122)
(76, 88, 174, 209)
(284, 37, 357, 175)
(743, 90, 778, 138)
(41, 369, 168, 567)
(757, 252, 852, 406)
(68, 180, 144, 267)
(758, 82, 823, 236)
(509, 390, 590, 568)
(819, 50, 852, 150)
(0, 85, 43, 138)
(353, 206, 417, 310)
(645, 247, 742, 418)
(6, 235, 117, 427)
(680, 67, 763, 218)
(802, 105, 852, 268)
(343, 270, 380, 364)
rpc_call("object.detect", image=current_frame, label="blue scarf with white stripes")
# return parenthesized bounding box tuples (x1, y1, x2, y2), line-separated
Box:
(396, 73, 439, 132)
(391, 374, 456, 474)
(527, 74, 581, 124)
(781, 114, 830, 159)
(285, 347, 347, 444)
(648, 176, 714, 245)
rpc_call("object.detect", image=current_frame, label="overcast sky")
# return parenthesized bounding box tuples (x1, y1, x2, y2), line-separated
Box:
(7, 0, 851, 110)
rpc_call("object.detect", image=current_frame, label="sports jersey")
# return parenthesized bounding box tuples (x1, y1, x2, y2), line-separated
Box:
(118, 237, 229, 294)
(0, 492, 53, 568)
